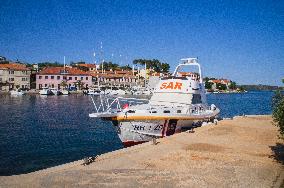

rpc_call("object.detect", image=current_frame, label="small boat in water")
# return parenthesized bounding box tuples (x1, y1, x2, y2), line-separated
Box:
(39, 87, 53, 95)
(50, 88, 60, 95)
(60, 89, 69, 95)
(88, 88, 102, 95)
(10, 89, 25, 95)
(89, 58, 220, 147)
(105, 87, 126, 96)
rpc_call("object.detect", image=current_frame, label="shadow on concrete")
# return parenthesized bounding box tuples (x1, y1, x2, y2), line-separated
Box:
(270, 143, 284, 165)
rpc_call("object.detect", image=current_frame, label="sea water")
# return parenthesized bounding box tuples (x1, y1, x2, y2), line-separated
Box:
(0, 91, 274, 175)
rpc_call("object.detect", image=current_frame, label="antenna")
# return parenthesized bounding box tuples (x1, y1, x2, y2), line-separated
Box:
(100, 42, 104, 74)
(64, 56, 66, 73)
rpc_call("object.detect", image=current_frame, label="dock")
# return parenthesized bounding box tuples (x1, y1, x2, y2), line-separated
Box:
(1, 115, 283, 187)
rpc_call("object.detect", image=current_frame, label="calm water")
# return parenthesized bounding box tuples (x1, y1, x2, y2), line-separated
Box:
(0, 91, 273, 175)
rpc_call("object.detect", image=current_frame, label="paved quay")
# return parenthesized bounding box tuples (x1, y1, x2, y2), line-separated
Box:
(1, 115, 283, 188)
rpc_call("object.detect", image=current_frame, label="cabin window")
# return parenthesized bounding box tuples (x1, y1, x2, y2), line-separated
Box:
(177, 110, 181, 113)
(163, 110, 170, 113)
(150, 111, 157, 113)
(192, 94, 202, 104)
(127, 110, 135, 113)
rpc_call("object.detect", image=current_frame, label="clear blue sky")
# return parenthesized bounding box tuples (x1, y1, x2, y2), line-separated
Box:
(0, 0, 283, 86)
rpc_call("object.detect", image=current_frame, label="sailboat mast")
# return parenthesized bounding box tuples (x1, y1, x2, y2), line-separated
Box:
(64, 56, 66, 73)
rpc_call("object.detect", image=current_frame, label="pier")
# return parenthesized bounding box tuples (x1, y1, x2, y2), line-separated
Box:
(1, 115, 283, 187)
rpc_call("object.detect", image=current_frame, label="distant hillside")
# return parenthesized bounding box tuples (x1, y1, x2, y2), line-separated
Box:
(238, 84, 283, 91)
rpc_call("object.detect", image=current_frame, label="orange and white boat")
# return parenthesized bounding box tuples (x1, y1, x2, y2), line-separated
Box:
(89, 58, 220, 147)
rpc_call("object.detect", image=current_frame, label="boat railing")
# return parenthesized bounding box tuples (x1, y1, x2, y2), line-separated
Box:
(90, 95, 149, 114)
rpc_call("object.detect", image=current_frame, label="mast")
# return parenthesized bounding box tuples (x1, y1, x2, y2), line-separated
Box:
(100, 42, 104, 74)
(64, 56, 66, 73)
(144, 62, 147, 87)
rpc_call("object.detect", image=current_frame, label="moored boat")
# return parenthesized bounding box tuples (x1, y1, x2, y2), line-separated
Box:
(50, 88, 60, 95)
(39, 87, 53, 95)
(60, 89, 69, 95)
(10, 89, 25, 95)
(89, 58, 220, 147)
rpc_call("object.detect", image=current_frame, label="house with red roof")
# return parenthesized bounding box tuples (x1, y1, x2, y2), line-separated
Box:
(36, 67, 92, 90)
(0, 63, 31, 91)
(209, 79, 232, 90)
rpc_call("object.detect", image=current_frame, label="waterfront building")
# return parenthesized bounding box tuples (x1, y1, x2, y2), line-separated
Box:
(36, 67, 92, 90)
(209, 79, 232, 90)
(0, 63, 31, 91)
(88, 69, 138, 87)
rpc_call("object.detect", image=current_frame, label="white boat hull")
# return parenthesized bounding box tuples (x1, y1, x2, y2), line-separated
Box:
(39, 90, 53, 95)
(10, 90, 25, 95)
(115, 119, 197, 147)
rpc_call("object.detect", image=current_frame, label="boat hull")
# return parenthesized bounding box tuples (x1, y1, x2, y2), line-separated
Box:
(113, 119, 200, 147)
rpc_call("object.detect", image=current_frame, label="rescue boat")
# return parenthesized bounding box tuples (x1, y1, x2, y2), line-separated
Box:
(89, 58, 220, 147)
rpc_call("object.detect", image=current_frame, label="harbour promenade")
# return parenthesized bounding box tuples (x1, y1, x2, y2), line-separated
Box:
(1, 115, 283, 187)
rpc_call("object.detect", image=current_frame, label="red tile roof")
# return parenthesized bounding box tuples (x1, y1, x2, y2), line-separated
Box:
(0, 63, 30, 71)
(38, 67, 89, 75)
(210, 79, 222, 84)
(77, 64, 97, 68)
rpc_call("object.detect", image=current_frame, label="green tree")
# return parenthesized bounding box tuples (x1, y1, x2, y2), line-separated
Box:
(161, 63, 170, 72)
(216, 83, 226, 90)
(75, 80, 84, 90)
(60, 80, 68, 89)
(120, 64, 132, 71)
(272, 90, 284, 138)
(229, 81, 237, 90)
(133, 59, 170, 72)
(100, 61, 119, 70)
(205, 82, 213, 90)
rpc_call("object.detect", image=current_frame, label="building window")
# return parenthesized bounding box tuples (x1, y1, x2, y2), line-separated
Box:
(45, 76, 48, 79)
(0, 78, 2, 82)
(22, 78, 25, 81)
(9, 78, 14, 81)
(86, 77, 88, 80)
(69, 77, 72, 80)
(57, 76, 60, 80)
(44, 84, 47, 87)
(9, 71, 14, 74)
(51, 76, 54, 79)
(51, 84, 54, 88)
(39, 84, 42, 89)
(81, 77, 83, 80)
(39, 76, 42, 79)
(63, 76, 67, 80)
(75, 77, 77, 80)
